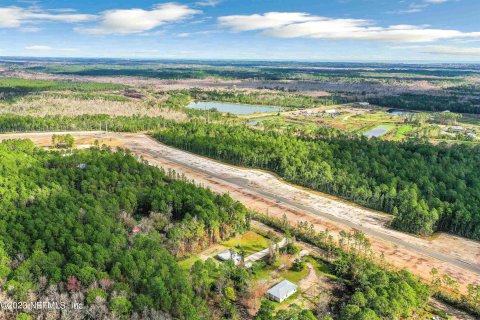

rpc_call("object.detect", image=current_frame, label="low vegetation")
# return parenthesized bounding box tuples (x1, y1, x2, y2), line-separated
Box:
(0, 78, 124, 102)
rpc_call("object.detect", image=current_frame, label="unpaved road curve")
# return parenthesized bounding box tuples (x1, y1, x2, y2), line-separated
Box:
(1, 131, 480, 293)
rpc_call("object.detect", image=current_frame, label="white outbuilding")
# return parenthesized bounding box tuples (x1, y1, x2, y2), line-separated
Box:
(216, 250, 242, 265)
(266, 280, 297, 302)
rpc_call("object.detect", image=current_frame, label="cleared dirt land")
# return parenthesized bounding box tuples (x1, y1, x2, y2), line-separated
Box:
(1, 131, 479, 294)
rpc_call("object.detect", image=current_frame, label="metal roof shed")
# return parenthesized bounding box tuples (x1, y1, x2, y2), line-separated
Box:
(216, 250, 242, 265)
(266, 280, 297, 302)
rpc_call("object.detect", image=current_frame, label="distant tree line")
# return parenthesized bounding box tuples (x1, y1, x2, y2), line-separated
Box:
(0, 114, 173, 133)
(369, 93, 480, 114)
(0, 112, 226, 134)
(190, 89, 341, 108)
(0, 77, 124, 102)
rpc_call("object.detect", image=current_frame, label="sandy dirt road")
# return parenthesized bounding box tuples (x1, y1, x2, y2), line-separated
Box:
(1, 131, 480, 293)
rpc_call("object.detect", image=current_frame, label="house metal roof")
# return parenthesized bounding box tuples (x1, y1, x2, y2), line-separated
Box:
(267, 280, 297, 299)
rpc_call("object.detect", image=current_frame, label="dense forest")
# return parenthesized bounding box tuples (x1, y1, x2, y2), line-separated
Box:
(369, 93, 480, 114)
(189, 89, 340, 108)
(0, 139, 248, 319)
(0, 78, 125, 102)
(0, 114, 173, 133)
(0, 111, 222, 134)
(333, 256, 430, 319)
(25, 63, 479, 81)
(154, 123, 480, 239)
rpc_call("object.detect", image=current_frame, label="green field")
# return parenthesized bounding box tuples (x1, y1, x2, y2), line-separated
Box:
(222, 231, 270, 255)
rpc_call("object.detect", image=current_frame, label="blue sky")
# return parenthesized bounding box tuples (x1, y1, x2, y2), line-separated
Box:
(1, 0, 480, 61)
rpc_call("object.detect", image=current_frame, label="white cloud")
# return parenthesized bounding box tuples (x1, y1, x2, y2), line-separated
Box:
(25, 45, 52, 51)
(176, 30, 217, 37)
(78, 3, 200, 35)
(20, 27, 43, 32)
(400, 45, 480, 56)
(424, 0, 449, 3)
(219, 12, 319, 31)
(0, 6, 95, 28)
(25, 45, 77, 52)
(390, 0, 453, 14)
(219, 12, 480, 43)
(195, 0, 221, 7)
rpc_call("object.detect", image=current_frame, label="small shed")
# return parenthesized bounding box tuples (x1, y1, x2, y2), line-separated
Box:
(451, 126, 464, 132)
(356, 102, 370, 107)
(216, 250, 242, 265)
(324, 109, 339, 117)
(266, 280, 297, 302)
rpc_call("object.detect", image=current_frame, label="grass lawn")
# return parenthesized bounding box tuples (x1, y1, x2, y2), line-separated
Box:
(177, 254, 200, 271)
(222, 231, 269, 255)
(305, 256, 338, 280)
(252, 262, 279, 280)
(279, 266, 309, 284)
(271, 291, 302, 309)
(376, 124, 396, 131)
(393, 124, 414, 140)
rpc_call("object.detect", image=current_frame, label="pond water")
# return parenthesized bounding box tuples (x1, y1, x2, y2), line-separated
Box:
(363, 127, 389, 138)
(186, 101, 282, 115)
(388, 109, 410, 116)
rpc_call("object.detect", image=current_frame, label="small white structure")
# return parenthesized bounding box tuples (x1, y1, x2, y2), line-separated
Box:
(357, 102, 370, 107)
(216, 250, 242, 265)
(266, 280, 297, 302)
(324, 109, 339, 117)
(298, 250, 309, 258)
(76, 163, 87, 169)
(451, 126, 464, 132)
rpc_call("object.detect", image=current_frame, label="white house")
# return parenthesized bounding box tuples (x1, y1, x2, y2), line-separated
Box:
(266, 280, 297, 302)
